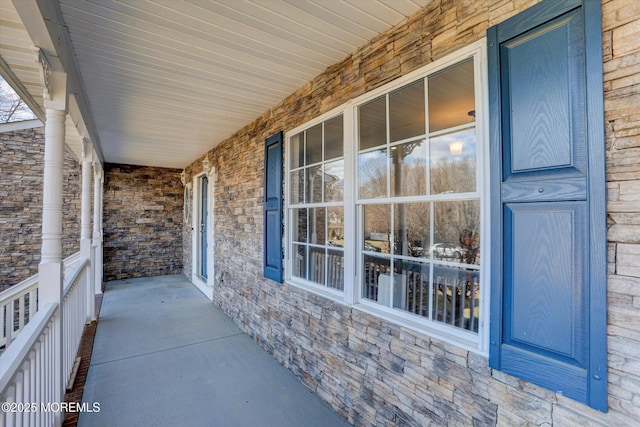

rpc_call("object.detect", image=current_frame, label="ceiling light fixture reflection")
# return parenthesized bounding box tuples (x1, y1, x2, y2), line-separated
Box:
(449, 141, 463, 156)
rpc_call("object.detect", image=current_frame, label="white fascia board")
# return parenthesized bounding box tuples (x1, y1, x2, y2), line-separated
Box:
(0, 119, 44, 133)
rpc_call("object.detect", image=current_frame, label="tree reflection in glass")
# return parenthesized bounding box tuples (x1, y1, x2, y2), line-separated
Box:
(324, 159, 344, 202)
(430, 128, 476, 195)
(394, 202, 430, 259)
(358, 150, 387, 199)
(305, 165, 322, 203)
(363, 204, 391, 254)
(433, 200, 480, 265)
(390, 139, 427, 197)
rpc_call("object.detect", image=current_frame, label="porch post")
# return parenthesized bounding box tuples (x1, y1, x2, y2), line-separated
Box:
(39, 107, 66, 297)
(92, 162, 104, 295)
(81, 139, 95, 320)
(37, 55, 67, 422)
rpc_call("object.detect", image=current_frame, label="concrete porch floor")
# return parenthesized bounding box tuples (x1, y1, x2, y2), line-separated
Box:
(78, 275, 350, 427)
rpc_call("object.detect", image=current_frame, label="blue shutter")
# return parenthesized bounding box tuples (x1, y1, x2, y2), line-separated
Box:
(488, 0, 607, 411)
(264, 131, 283, 282)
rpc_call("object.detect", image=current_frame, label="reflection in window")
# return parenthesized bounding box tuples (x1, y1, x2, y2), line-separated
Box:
(328, 206, 344, 246)
(359, 150, 387, 199)
(390, 140, 427, 197)
(290, 132, 304, 169)
(327, 250, 344, 290)
(363, 204, 391, 254)
(432, 265, 480, 331)
(358, 55, 481, 334)
(362, 255, 391, 302)
(325, 116, 343, 160)
(394, 202, 430, 259)
(430, 128, 476, 194)
(428, 59, 475, 133)
(392, 259, 430, 314)
(359, 96, 386, 150)
(390, 80, 425, 142)
(309, 246, 325, 286)
(293, 244, 307, 279)
(292, 208, 307, 243)
(324, 160, 344, 202)
(306, 165, 322, 203)
(310, 207, 326, 244)
(290, 170, 304, 204)
(288, 115, 345, 291)
(305, 124, 323, 165)
(433, 200, 480, 266)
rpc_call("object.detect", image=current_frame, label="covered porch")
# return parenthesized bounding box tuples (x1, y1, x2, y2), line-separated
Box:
(1, 0, 640, 426)
(78, 274, 348, 427)
(3, 1, 435, 425)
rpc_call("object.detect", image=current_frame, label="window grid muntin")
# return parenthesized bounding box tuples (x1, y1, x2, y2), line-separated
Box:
(288, 114, 345, 291)
(356, 55, 480, 334)
(285, 43, 487, 350)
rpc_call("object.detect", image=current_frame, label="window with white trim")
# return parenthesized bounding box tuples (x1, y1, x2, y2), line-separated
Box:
(357, 58, 481, 334)
(288, 115, 345, 291)
(285, 42, 487, 349)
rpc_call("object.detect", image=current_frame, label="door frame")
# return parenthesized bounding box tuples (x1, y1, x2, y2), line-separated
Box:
(191, 171, 214, 300)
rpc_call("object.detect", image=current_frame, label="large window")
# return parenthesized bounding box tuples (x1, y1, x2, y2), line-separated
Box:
(285, 42, 487, 349)
(288, 115, 345, 291)
(358, 58, 481, 334)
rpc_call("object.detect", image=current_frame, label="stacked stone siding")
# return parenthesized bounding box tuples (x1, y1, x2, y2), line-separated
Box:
(0, 126, 81, 291)
(183, 0, 639, 425)
(602, 0, 640, 420)
(103, 164, 183, 281)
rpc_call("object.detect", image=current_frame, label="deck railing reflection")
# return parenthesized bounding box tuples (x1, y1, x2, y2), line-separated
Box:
(295, 250, 345, 291)
(363, 259, 479, 332)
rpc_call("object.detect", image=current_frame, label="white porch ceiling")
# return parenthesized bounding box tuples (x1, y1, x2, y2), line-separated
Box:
(1, 0, 432, 169)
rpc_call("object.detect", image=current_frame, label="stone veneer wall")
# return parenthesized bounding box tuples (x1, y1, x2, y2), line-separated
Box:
(103, 164, 183, 281)
(183, 0, 640, 425)
(0, 126, 81, 291)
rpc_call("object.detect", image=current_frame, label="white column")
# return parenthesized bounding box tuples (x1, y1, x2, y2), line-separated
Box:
(92, 162, 104, 295)
(38, 106, 66, 422)
(81, 140, 94, 320)
(37, 56, 67, 423)
(81, 143, 92, 241)
(39, 108, 66, 299)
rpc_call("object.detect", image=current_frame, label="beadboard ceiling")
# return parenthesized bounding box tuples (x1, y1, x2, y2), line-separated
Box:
(1, 0, 432, 169)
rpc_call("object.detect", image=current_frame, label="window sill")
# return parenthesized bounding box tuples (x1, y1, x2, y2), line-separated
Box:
(286, 277, 485, 355)
(285, 278, 346, 305)
(352, 300, 484, 355)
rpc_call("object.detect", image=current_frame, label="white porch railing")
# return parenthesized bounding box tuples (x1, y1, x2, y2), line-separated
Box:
(1, 252, 83, 350)
(0, 254, 91, 427)
(62, 257, 90, 386)
(0, 303, 58, 427)
(0, 276, 38, 351)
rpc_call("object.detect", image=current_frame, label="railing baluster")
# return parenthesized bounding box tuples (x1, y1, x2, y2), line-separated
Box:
(0, 255, 89, 427)
(28, 355, 36, 427)
(5, 300, 13, 348)
(18, 297, 25, 332)
(5, 385, 16, 427)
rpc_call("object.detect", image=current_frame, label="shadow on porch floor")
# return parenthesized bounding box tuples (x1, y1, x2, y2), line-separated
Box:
(77, 275, 350, 427)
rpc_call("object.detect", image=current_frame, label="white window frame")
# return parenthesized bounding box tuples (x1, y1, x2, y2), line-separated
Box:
(284, 106, 352, 304)
(284, 39, 490, 353)
(191, 171, 214, 301)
